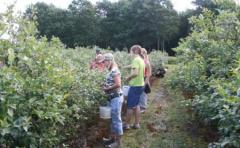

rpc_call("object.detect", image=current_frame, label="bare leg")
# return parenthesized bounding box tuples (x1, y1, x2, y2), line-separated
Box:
(116, 135, 121, 147)
(122, 96, 127, 117)
(125, 108, 133, 125)
(134, 105, 141, 125)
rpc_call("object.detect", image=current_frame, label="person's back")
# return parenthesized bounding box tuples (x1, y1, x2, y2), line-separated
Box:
(124, 45, 145, 130)
(129, 56, 145, 87)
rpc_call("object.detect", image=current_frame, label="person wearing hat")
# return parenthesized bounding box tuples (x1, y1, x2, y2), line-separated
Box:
(101, 53, 123, 148)
(90, 48, 105, 71)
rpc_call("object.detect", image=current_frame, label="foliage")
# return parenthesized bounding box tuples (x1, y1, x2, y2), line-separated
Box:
(0, 8, 105, 147)
(26, 1, 99, 48)
(68, 0, 99, 47)
(26, 0, 180, 54)
(169, 1, 240, 147)
(113, 51, 131, 84)
(193, 0, 238, 13)
(0, 6, 165, 146)
(149, 51, 166, 76)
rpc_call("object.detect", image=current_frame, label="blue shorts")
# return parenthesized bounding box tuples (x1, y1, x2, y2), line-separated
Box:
(127, 86, 144, 108)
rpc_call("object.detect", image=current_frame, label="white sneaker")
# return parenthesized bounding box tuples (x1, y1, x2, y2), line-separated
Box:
(103, 137, 115, 145)
(140, 108, 146, 113)
(105, 141, 119, 148)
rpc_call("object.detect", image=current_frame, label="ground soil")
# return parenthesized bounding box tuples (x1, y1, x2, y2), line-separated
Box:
(72, 67, 218, 148)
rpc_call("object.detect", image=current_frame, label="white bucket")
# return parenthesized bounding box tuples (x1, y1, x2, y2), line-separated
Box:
(122, 85, 130, 96)
(99, 106, 111, 119)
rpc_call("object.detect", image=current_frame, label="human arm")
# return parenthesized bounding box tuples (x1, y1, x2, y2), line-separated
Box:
(144, 62, 152, 85)
(126, 66, 139, 83)
(122, 64, 132, 69)
(103, 72, 121, 92)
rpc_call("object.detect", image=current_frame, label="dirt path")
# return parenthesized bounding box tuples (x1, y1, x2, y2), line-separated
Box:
(91, 67, 209, 148)
(121, 72, 208, 148)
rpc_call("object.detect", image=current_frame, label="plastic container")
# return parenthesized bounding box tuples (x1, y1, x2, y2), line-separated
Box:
(99, 106, 111, 119)
(122, 85, 130, 96)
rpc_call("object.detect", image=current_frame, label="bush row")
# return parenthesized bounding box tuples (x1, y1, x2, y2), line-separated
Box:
(169, 6, 240, 147)
(0, 9, 165, 147)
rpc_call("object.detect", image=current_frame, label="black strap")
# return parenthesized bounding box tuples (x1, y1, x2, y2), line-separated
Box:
(108, 92, 122, 101)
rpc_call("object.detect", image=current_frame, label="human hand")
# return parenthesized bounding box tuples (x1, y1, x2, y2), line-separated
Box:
(118, 64, 123, 69)
(125, 77, 130, 83)
(102, 85, 109, 92)
(144, 80, 148, 86)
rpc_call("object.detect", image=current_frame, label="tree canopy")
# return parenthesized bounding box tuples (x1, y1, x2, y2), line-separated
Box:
(26, 0, 239, 55)
(26, 0, 181, 54)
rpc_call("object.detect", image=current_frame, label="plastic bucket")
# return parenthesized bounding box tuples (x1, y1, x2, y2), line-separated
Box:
(122, 85, 130, 96)
(99, 106, 111, 119)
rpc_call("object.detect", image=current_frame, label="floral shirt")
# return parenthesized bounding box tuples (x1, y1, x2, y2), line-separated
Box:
(105, 67, 121, 94)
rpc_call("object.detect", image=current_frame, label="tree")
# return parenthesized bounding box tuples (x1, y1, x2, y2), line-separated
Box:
(26, 0, 181, 54)
(68, 0, 99, 47)
(192, 0, 237, 14)
(25, 3, 73, 46)
(127, 0, 180, 51)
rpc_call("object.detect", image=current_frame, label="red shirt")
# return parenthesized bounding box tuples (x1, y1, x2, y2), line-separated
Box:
(90, 60, 105, 72)
(144, 59, 149, 77)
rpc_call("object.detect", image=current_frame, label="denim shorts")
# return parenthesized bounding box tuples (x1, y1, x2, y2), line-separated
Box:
(108, 95, 124, 135)
(127, 86, 144, 108)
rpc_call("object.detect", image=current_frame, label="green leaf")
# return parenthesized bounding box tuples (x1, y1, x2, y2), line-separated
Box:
(7, 108, 13, 117)
(7, 48, 15, 66)
(0, 128, 10, 136)
(23, 126, 28, 132)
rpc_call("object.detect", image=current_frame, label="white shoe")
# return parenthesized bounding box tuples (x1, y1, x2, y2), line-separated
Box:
(103, 137, 115, 145)
(105, 141, 119, 148)
(140, 108, 146, 113)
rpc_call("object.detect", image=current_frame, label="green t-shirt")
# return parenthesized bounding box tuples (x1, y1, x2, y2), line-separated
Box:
(129, 56, 145, 86)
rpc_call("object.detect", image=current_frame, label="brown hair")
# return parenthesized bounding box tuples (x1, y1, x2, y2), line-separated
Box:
(141, 48, 149, 61)
(130, 45, 144, 58)
(141, 48, 147, 55)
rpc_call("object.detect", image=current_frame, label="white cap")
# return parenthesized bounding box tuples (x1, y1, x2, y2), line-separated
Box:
(99, 53, 114, 62)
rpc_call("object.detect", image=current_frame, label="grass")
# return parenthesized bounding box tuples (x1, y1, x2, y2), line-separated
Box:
(121, 64, 208, 148)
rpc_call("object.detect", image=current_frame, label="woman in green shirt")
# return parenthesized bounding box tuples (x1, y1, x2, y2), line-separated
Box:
(124, 45, 145, 129)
